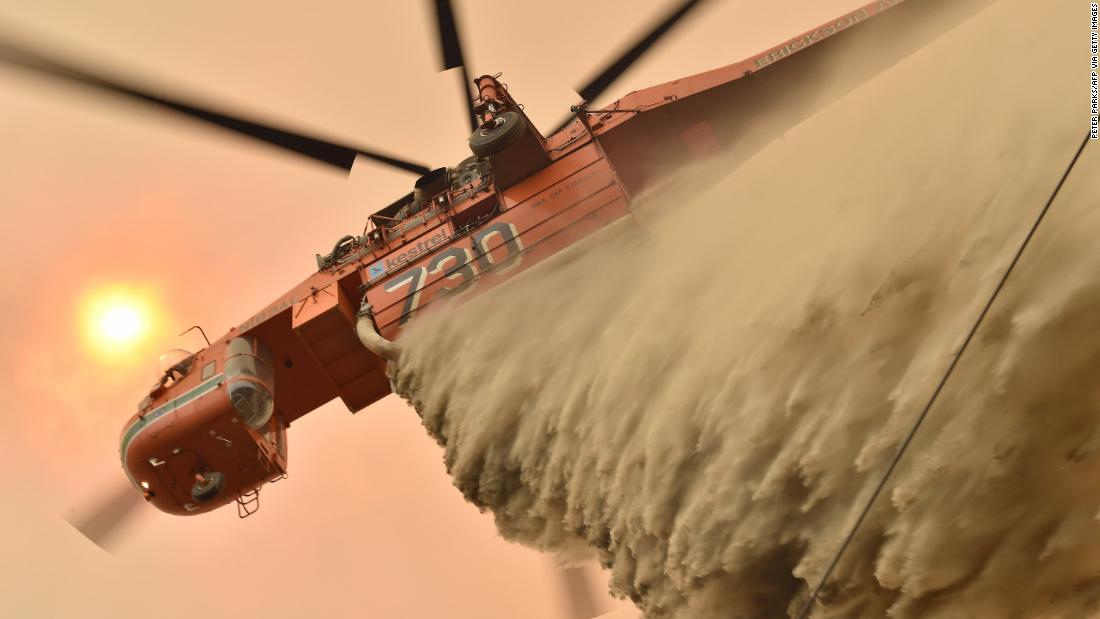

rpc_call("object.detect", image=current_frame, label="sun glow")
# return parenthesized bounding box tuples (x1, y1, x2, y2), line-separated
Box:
(100, 305, 142, 342)
(82, 288, 160, 360)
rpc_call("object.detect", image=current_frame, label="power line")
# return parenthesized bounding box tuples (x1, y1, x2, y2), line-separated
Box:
(795, 130, 1092, 619)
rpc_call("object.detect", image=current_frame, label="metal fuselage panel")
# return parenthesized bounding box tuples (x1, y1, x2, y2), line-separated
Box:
(367, 143, 628, 339)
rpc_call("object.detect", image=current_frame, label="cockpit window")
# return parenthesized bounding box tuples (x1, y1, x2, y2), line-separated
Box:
(225, 337, 273, 385)
(157, 349, 194, 388)
(226, 337, 255, 359)
(225, 337, 274, 428)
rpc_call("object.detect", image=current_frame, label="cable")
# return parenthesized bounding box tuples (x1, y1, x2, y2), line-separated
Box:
(795, 130, 1092, 619)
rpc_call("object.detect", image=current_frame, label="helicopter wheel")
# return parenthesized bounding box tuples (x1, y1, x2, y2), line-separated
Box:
(450, 156, 480, 187)
(191, 471, 226, 503)
(468, 111, 526, 158)
(455, 166, 482, 186)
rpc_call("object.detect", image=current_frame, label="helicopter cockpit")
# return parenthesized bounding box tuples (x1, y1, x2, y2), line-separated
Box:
(124, 333, 285, 516)
(138, 349, 197, 411)
(157, 349, 194, 388)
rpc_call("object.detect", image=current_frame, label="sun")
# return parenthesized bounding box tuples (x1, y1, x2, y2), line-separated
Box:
(99, 305, 143, 343)
(82, 288, 160, 360)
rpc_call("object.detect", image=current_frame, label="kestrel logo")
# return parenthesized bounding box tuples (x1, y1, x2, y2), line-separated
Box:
(367, 260, 386, 280)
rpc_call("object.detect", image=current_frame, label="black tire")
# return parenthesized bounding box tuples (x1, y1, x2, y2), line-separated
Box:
(191, 471, 226, 503)
(468, 111, 526, 158)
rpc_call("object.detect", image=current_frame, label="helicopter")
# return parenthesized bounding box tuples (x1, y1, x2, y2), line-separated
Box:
(1, 0, 996, 615)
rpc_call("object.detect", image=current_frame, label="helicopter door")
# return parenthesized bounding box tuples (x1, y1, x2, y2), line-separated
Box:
(257, 418, 287, 474)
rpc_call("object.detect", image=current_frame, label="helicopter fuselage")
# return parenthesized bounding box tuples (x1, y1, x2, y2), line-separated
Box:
(117, 0, 986, 516)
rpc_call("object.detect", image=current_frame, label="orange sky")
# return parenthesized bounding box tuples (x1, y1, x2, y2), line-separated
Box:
(0, 1, 893, 617)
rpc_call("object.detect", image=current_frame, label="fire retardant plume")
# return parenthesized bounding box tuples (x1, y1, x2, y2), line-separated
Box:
(389, 1, 1100, 617)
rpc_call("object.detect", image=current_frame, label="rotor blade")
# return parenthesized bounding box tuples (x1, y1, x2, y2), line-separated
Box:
(560, 565, 605, 619)
(432, 0, 479, 132)
(549, 0, 709, 136)
(574, 0, 709, 105)
(64, 482, 145, 551)
(0, 31, 431, 175)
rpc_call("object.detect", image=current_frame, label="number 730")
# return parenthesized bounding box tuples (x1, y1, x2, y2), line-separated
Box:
(383, 222, 524, 326)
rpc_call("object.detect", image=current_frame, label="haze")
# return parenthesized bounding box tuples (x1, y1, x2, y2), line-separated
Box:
(0, 1, 876, 618)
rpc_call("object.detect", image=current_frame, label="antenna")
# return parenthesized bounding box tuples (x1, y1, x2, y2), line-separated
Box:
(179, 325, 211, 347)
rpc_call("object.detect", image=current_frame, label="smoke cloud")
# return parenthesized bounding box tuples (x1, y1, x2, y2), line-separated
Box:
(388, 1, 1099, 616)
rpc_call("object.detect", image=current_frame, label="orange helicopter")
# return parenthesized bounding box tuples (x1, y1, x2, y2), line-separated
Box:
(3, 0, 993, 557)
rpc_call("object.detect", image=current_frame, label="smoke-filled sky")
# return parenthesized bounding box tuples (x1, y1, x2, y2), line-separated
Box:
(0, 1, 891, 617)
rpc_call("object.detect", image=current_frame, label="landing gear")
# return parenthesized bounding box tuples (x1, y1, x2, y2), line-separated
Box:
(452, 156, 483, 187)
(191, 471, 225, 503)
(468, 111, 526, 157)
